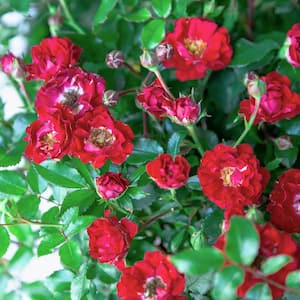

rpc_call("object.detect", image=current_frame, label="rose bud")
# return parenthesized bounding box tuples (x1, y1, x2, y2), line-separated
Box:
(105, 50, 125, 69)
(274, 135, 293, 150)
(139, 49, 159, 71)
(0, 53, 25, 79)
(155, 43, 174, 62)
(244, 71, 266, 100)
(117, 251, 186, 300)
(103, 90, 119, 107)
(96, 172, 129, 200)
(87, 210, 138, 270)
(286, 23, 300, 67)
(146, 153, 190, 189)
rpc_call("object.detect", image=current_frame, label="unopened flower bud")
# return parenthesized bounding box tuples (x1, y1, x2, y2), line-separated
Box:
(105, 50, 125, 69)
(103, 90, 119, 107)
(244, 71, 266, 100)
(155, 44, 173, 62)
(139, 49, 159, 71)
(275, 135, 293, 150)
(48, 13, 63, 27)
(0, 53, 25, 79)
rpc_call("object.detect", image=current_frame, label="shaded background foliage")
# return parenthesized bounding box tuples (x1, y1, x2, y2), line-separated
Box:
(1, 0, 300, 299)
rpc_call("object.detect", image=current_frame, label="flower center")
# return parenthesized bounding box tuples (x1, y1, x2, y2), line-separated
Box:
(89, 127, 115, 148)
(143, 277, 166, 300)
(184, 38, 207, 57)
(220, 166, 246, 187)
(59, 86, 83, 113)
(40, 132, 56, 151)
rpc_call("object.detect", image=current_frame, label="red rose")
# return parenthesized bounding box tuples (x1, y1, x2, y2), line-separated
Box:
(136, 79, 172, 119)
(35, 67, 105, 118)
(71, 106, 134, 168)
(286, 23, 300, 67)
(239, 71, 300, 124)
(163, 96, 200, 126)
(26, 37, 82, 81)
(24, 108, 74, 163)
(146, 153, 190, 189)
(161, 17, 232, 81)
(117, 251, 186, 300)
(267, 169, 300, 233)
(0, 52, 25, 78)
(215, 222, 299, 300)
(87, 210, 138, 270)
(96, 172, 130, 200)
(197, 144, 270, 209)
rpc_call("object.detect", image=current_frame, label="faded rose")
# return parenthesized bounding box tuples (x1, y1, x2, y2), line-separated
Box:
(286, 23, 300, 67)
(215, 222, 299, 300)
(24, 108, 74, 163)
(96, 172, 129, 200)
(197, 144, 270, 209)
(26, 37, 82, 81)
(87, 210, 138, 270)
(267, 169, 300, 233)
(117, 251, 186, 300)
(136, 79, 172, 119)
(71, 106, 134, 168)
(0, 52, 25, 78)
(35, 67, 105, 118)
(161, 17, 232, 81)
(146, 153, 190, 189)
(239, 71, 300, 124)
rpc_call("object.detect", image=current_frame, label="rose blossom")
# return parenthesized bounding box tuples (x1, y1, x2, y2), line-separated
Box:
(96, 172, 130, 200)
(136, 79, 172, 119)
(0, 53, 25, 78)
(146, 153, 190, 189)
(117, 251, 186, 300)
(163, 96, 200, 125)
(239, 71, 300, 124)
(87, 210, 138, 270)
(24, 108, 74, 163)
(267, 169, 300, 233)
(215, 222, 299, 300)
(286, 23, 300, 67)
(26, 37, 82, 81)
(197, 144, 270, 209)
(35, 67, 105, 118)
(160, 17, 232, 81)
(71, 106, 134, 168)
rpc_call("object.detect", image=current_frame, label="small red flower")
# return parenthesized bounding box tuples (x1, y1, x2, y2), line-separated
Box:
(146, 153, 190, 189)
(71, 106, 134, 168)
(197, 144, 269, 209)
(163, 96, 200, 126)
(215, 222, 299, 300)
(161, 17, 232, 81)
(239, 71, 300, 124)
(24, 108, 74, 163)
(87, 210, 138, 270)
(26, 37, 82, 81)
(35, 67, 105, 118)
(286, 23, 300, 67)
(96, 172, 130, 200)
(0, 52, 25, 78)
(117, 251, 186, 300)
(136, 79, 172, 119)
(267, 169, 300, 233)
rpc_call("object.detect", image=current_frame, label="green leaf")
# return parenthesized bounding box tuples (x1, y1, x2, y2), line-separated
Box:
(93, 0, 117, 24)
(124, 8, 152, 22)
(152, 0, 171, 17)
(61, 207, 79, 229)
(187, 175, 201, 191)
(265, 158, 282, 171)
(42, 207, 60, 234)
(190, 229, 207, 251)
(170, 229, 186, 252)
(128, 165, 146, 183)
(277, 115, 300, 135)
(212, 265, 244, 300)
(0, 227, 10, 257)
(9, 246, 33, 272)
(64, 216, 96, 236)
(96, 263, 120, 284)
(0, 140, 25, 167)
(186, 272, 214, 296)
(71, 263, 87, 300)
(141, 19, 165, 49)
(225, 216, 259, 266)
(38, 232, 66, 256)
(9, 0, 29, 11)
(167, 131, 186, 158)
(59, 240, 82, 273)
(245, 283, 272, 300)
(17, 195, 40, 219)
(34, 161, 86, 188)
(27, 165, 47, 194)
(286, 270, 300, 290)
(261, 254, 292, 275)
(277, 60, 300, 82)
(230, 39, 279, 67)
(0, 171, 27, 195)
(171, 248, 224, 275)
(70, 157, 95, 188)
(173, 0, 187, 17)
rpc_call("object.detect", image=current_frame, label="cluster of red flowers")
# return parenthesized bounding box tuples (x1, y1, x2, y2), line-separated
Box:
(23, 37, 134, 168)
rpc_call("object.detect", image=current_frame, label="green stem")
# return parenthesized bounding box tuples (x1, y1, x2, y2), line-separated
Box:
(154, 70, 174, 99)
(187, 125, 205, 156)
(0, 218, 63, 228)
(123, 62, 142, 79)
(59, 0, 85, 34)
(108, 202, 130, 215)
(199, 70, 211, 100)
(18, 81, 34, 111)
(170, 189, 182, 208)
